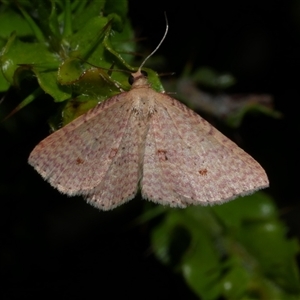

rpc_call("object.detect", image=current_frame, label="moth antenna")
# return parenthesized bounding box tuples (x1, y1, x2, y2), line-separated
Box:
(138, 12, 169, 72)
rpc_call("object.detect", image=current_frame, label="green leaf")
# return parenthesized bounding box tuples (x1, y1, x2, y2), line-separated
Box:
(192, 67, 236, 90)
(0, 7, 33, 38)
(0, 0, 165, 125)
(72, 0, 106, 32)
(226, 101, 283, 128)
(2, 88, 43, 121)
(17, 1, 46, 42)
(151, 194, 300, 299)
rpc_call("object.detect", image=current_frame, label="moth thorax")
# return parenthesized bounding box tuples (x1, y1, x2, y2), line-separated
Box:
(131, 95, 156, 118)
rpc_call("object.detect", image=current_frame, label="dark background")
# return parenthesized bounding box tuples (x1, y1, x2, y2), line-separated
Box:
(1, 1, 299, 299)
(128, 0, 300, 230)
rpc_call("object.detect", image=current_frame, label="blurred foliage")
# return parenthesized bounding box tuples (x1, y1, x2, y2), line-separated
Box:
(175, 66, 282, 128)
(147, 193, 300, 299)
(0, 1, 299, 299)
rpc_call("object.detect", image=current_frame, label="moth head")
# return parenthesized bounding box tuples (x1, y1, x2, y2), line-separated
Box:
(128, 70, 148, 87)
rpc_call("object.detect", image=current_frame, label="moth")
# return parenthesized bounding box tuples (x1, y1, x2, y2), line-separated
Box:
(28, 23, 269, 211)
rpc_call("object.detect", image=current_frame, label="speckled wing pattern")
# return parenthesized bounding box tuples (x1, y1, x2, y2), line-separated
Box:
(29, 92, 145, 210)
(28, 70, 269, 210)
(141, 92, 269, 207)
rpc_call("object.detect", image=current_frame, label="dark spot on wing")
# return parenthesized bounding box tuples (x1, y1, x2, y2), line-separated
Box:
(109, 148, 118, 159)
(157, 149, 168, 161)
(76, 157, 84, 165)
(199, 168, 208, 176)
